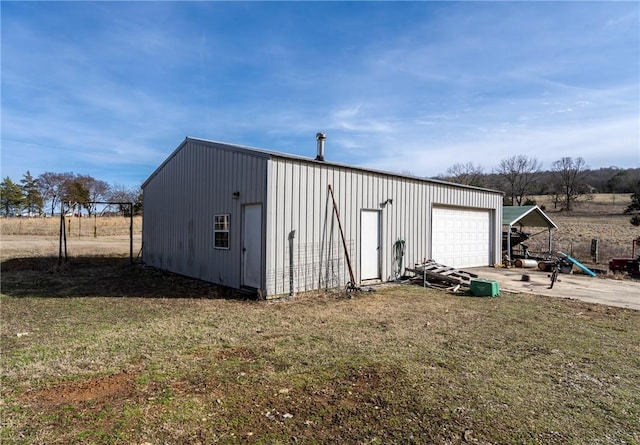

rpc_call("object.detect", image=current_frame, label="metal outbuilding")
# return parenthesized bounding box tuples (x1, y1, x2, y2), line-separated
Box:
(142, 136, 504, 298)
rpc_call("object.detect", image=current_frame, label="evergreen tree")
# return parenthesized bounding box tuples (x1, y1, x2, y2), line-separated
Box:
(20, 171, 43, 216)
(64, 179, 90, 216)
(624, 180, 640, 215)
(0, 177, 24, 216)
(133, 188, 143, 215)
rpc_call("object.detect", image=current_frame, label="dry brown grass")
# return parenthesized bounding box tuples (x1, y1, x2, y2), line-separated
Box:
(532, 193, 631, 211)
(521, 194, 638, 263)
(1, 216, 143, 262)
(1, 215, 142, 237)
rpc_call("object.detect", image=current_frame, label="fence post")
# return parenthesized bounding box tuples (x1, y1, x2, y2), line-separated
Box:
(129, 203, 134, 264)
(58, 209, 63, 266)
(591, 239, 599, 264)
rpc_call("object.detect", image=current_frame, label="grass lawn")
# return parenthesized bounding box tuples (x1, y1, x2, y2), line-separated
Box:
(1, 257, 639, 444)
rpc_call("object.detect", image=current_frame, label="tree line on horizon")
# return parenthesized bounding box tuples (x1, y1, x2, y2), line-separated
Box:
(0, 171, 142, 218)
(436, 155, 639, 212)
(1, 155, 639, 224)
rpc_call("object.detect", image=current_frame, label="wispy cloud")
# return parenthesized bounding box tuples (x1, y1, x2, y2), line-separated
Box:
(359, 112, 639, 176)
(1, 1, 638, 188)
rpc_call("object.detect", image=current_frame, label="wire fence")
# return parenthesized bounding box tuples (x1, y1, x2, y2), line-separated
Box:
(523, 235, 636, 266)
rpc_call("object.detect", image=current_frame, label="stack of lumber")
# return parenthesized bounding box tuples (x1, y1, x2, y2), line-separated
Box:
(405, 260, 479, 291)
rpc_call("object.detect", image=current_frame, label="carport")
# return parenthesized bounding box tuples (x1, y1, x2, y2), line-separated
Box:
(503, 205, 558, 262)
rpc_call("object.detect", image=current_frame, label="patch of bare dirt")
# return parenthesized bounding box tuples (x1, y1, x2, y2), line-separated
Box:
(212, 346, 258, 361)
(22, 370, 139, 408)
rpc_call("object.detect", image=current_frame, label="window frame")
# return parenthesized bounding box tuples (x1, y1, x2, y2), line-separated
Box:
(213, 213, 230, 250)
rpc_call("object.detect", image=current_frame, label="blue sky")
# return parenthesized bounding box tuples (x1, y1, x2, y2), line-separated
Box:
(2, 1, 639, 189)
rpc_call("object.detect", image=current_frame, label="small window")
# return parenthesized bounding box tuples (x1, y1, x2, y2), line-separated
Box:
(214, 214, 230, 249)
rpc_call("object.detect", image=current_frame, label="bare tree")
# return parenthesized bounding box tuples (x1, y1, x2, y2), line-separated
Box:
(108, 184, 141, 215)
(74, 175, 110, 215)
(37, 172, 73, 215)
(445, 162, 485, 187)
(551, 157, 588, 211)
(495, 155, 541, 206)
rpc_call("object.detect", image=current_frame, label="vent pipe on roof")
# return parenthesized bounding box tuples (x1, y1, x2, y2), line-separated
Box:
(315, 132, 326, 161)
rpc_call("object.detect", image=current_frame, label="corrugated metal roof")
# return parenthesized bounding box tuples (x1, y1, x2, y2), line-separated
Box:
(502, 205, 557, 229)
(143, 136, 505, 195)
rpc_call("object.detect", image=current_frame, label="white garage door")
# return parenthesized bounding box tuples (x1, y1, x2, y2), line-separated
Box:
(431, 206, 491, 268)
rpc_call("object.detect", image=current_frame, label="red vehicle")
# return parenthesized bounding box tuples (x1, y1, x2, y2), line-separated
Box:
(609, 257, 640, 275)
(609, 238, 640, 276)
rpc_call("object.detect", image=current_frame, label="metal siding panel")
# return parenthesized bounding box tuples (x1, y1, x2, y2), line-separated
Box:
(264, 160, 274, 293)
(265, 160, 277, 295)
(291, 162, 301, 292)
(313, 164, 324, 290)
(283, 161, 294, 294)
(379, 178, 388, 280)
(418, 181, 426, 266)
(390, 178, 401, 270)
(308, 163, 320, 291)
(339, 168, 350, 283)
(310, 164, 320, 290)
(281, 161, 290, 294)
(275, 159, 283, 293)
(382, 176, 390, 280)
(293, 162, 306, 293)
(277, 160, 286, 295)
(407, 181, 421, 269)
(354, 173, 368, 280)
(143, 140, 267, 290)
(344, 169, 356, 284)
(268, 159, 342, 295)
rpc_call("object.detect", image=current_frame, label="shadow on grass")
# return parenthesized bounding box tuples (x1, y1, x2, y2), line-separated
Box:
(0, 256, 241, 299)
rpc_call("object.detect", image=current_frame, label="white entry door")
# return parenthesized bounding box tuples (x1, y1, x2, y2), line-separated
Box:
(361, 210, 381, 280)
(242, 204, 262, 288)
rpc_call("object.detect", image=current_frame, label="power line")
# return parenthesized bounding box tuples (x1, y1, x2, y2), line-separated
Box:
(1, 137, 153, 163)
(1, 137, 82, 153)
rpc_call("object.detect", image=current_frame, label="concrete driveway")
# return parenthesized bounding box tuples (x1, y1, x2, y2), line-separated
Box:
(466, 266, 640, 311)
